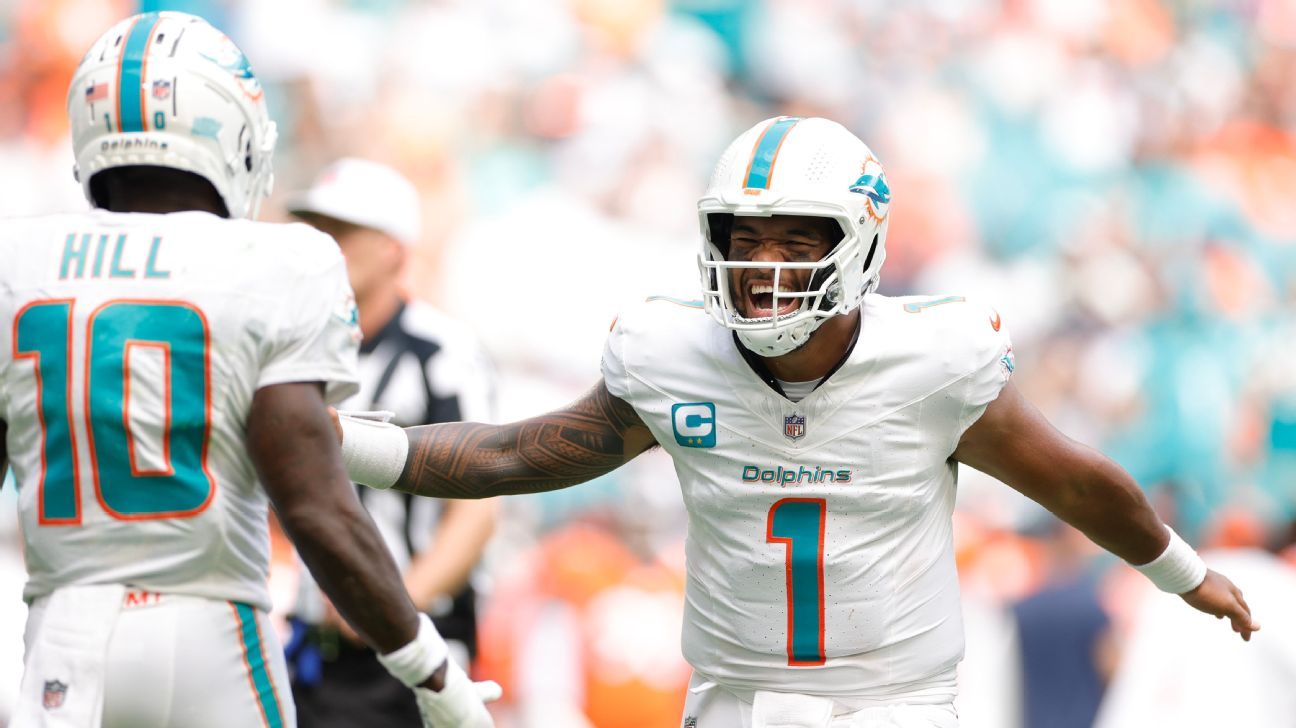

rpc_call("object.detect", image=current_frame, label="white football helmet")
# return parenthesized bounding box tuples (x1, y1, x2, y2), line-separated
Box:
(698, 117, 891, 357)
(67, 11, 277, 219)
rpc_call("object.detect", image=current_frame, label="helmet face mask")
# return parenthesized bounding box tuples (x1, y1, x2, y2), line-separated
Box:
(697, 117, 890, 358)
(701, 215, 846, 341)
(67, 11, 277, 219)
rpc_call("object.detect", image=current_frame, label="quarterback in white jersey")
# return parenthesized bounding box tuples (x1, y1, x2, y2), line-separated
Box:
(338, 117, 1258, 728)
(602, 291, 1009, 706)
(0, 12, 496, 728)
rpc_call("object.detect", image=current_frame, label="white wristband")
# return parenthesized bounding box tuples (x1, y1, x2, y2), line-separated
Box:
(1133, 525, 1208, 594)
(377, 613, 449, 688)
(339, 414, 409, 490)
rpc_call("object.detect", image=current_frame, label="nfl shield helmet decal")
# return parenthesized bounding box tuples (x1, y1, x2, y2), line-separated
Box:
(784, 413, 806, 441)
(43, 680, 68, 710)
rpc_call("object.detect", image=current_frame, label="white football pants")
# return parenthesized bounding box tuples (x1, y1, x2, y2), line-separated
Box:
(19, 590, 294, 728)
(680, 672, 959, 728)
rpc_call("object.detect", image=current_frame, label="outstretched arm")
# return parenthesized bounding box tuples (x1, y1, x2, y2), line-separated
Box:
(954, 381, 1259, 641)
(397, 379, 656, 498)
(344, 379, 657, 499)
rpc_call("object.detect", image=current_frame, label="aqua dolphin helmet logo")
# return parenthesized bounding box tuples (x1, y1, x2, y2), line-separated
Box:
(199, 34, 262, 100)
(848, 157, 891, 223)
(200, 36, 254, 78)
(849, 173, 890, 204)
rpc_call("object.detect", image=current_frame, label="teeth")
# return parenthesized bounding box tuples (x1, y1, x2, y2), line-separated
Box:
(749, 284, 793, 295)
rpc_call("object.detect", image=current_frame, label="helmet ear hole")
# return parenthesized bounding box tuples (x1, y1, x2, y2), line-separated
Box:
(862, 233, 879, 273)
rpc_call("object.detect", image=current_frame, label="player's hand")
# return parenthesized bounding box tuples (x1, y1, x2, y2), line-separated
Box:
(413, 658, 501, 728)
(328, 407, 343, 443)
(1179, 569, 1260, 641)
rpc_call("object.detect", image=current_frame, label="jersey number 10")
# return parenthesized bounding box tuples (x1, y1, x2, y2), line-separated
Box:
(14, 299, 215, 524)
(767, 497, 827, 666)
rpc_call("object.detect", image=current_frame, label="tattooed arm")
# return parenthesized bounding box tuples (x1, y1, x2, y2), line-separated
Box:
(394, 378, 657, 499)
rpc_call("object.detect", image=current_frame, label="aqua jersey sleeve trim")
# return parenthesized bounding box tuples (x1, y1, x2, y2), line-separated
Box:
(645, 295, 704, 309)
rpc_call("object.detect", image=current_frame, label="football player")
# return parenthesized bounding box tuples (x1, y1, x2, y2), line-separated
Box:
(336, 117, 1257, 727)
(0, 12, 495, 728)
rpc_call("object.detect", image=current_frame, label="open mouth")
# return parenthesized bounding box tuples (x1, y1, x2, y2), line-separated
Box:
(744, 280, 802, 319)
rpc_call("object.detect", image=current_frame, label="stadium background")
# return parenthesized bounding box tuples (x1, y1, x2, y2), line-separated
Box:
(2, 0, 1295, 725)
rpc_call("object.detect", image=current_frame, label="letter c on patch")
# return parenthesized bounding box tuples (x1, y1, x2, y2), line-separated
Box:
(671, 402, 716, 448)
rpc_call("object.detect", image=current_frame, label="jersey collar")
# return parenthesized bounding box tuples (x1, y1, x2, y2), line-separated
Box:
(731, 314, 862, 400)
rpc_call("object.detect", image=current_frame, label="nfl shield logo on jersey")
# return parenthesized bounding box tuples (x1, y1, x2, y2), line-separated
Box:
(784, 413, 806, 441)
(43, 680, 67, 710)
(683, 717, 698, 728)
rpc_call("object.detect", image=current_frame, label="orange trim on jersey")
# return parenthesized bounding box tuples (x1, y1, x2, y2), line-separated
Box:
(84, 298, 217, 522)
(811, 498, 826, 667)
(123, 340, 174, 477)
(13, 299, 83, 526)
(766, 497, 827, 667)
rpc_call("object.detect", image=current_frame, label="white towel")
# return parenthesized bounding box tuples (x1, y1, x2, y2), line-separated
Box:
(752, 690, 835, 728)
(12, 585, 125, 728)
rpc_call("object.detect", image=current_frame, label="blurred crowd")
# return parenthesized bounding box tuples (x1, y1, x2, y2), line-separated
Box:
(3, 0, 1296, 726)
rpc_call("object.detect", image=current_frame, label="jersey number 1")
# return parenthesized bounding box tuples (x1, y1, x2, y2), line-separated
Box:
(14, 299, 215, 523)
(767, 497, 826, 666)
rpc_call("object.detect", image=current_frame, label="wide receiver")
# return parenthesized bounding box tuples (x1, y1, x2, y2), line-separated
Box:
(0, 12, 494, 727)
(338, 117, 1257, 727)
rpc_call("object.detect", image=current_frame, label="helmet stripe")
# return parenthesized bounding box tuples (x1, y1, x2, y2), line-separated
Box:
(116, 12, 161, 133)
(742, 116, 800, 191)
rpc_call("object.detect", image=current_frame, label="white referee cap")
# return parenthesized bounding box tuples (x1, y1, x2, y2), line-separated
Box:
(287, 158, 421, 246)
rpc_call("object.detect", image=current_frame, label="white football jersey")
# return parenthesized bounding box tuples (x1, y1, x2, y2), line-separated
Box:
(602, 293, 1013, 702)
(0, 209, 360, 611)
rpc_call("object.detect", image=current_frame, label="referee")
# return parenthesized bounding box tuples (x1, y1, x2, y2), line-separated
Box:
(283, 158, 498, 727)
